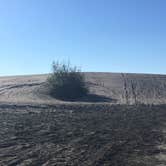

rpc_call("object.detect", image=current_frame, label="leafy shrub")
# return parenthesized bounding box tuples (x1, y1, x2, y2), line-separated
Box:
(47, 61, 88, 100)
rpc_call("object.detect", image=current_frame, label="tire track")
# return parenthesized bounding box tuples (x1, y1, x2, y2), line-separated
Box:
(121, 73, 129, 104)
(0, 83, 44, 97)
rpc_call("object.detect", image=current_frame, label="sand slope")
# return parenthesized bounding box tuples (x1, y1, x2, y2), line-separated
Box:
(0, 72, 166, 105)
(0, 74, 166, 165)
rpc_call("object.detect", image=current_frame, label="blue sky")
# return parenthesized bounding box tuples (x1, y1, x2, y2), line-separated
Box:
(0, 0, 166, 76)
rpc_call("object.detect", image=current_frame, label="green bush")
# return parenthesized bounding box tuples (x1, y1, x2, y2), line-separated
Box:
(47, 61, 88, 100)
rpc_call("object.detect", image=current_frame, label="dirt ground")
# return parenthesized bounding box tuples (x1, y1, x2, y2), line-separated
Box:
(0, 73, 166, 165)
(0, 104, 166, 166)
(0, 72, 166, 105)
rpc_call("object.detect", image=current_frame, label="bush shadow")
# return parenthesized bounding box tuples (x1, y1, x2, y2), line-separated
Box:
(63, 94, 117, 103)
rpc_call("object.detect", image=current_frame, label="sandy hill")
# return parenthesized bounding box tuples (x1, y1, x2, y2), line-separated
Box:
(1, 73, 166, 166)
(0, 72, 166, 105)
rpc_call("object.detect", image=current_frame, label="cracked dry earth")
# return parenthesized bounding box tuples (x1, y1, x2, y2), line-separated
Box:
(0, 105, 166, 166)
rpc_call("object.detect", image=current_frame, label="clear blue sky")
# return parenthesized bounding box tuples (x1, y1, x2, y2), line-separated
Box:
(0, 0, 166, 76)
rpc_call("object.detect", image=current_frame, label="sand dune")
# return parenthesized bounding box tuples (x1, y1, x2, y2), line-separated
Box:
(1, 73, 166, 165)
(0, 72, 166, 105)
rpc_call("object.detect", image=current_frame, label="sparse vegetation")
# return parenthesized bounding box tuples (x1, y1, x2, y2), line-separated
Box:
(1, 71, 166, 165)
(47, 61, 88, 100)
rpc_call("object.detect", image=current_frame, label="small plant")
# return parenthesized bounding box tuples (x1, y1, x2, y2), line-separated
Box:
(47, 61, 88, 100)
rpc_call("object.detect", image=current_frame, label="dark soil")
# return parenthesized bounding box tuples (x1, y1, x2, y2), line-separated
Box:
(0, 104, 166, 166)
